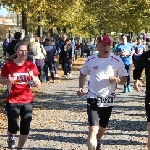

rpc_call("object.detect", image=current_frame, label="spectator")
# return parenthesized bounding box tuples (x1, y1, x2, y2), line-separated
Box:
(60, 39, 72, 78)
(2, 38, 9, 56)
(32, 37, 46, 83)
(23, 37, 37, 63)
(43, 38, 57, 82)
(6, 32, 22, 58)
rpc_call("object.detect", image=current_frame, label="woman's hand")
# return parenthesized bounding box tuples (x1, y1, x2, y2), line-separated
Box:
(8, 74, 14, 84)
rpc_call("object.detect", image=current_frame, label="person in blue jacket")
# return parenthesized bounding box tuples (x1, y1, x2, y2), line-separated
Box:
(115, 34, 135, 93)
(2, 38, 9, 56)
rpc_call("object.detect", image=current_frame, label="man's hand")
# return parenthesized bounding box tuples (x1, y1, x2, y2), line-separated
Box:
(77, 88, 84, 97)
(133, 80, 142, 92)
(109, 76, 117, 84)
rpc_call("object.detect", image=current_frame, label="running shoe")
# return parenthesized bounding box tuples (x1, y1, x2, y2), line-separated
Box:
(7, 134, 15, 148)
(55, 74, 59, 78)
(122, 88, 127, 93)
(96, 140, 101, 150)
(127, 85, 132, 92)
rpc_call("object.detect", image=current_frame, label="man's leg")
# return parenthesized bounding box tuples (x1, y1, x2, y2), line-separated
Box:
(87, 98, 99, 150)
(96, 106, 113, 149)
(87, 126, 99, 150)
(97, 126, 106, 140)
(44, 62, 49, 81)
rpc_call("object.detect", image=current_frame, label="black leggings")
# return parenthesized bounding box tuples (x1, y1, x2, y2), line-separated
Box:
(37, 66, 44, 82)
(7, 102, 33, 135)
(124, 64, 132, 87)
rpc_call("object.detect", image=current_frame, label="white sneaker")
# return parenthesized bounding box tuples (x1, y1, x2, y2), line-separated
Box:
(67, 73, 69, 78)
(55, 74, 59, 78)
(69, 74, 72, 77)
(64, 75, 67, 78)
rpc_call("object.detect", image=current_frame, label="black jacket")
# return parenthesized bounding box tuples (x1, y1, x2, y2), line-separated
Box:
(133, 50, 150, 95)
(60, 44, 72, 63)
(6, 39, 21, 56)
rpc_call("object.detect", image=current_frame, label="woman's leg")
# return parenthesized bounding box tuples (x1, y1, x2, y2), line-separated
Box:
(7, 103, 20, 148)
(53, 61, 58, 74)
(18, 102, 33, 148)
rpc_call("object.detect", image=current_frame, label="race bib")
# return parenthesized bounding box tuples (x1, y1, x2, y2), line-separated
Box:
(97, 96, 114, 107)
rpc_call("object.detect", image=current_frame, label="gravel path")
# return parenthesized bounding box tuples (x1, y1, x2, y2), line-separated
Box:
(0, 71, 148, 150)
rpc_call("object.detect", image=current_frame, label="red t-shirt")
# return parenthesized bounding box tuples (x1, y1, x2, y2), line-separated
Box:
(1, 60, 39, 104)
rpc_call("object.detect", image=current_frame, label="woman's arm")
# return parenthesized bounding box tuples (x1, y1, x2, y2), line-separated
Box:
(0, 75, 13, 85)
(29, 71, 41, 88)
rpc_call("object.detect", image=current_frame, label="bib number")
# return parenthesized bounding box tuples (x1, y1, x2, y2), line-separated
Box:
(97, 96, 114, 107)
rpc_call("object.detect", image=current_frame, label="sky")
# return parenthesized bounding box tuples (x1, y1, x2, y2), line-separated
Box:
(0, 7, 9, 16)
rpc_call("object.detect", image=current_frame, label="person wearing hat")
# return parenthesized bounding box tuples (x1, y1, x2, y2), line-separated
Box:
(77, 35, 128, 150)
(115, 34, 135, 93)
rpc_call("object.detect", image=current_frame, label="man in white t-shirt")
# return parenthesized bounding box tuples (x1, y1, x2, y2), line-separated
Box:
(77, 35, 128, 150)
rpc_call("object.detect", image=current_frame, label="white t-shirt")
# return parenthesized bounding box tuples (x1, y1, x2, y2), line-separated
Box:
(80, 54, 128, 98)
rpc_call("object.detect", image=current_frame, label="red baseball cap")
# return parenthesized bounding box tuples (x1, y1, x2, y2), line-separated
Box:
(97, 35, 112, 44)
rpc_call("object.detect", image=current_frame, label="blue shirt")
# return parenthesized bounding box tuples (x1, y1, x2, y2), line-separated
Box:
(134, 44, 145, 60)
(115, 43, 134, 65)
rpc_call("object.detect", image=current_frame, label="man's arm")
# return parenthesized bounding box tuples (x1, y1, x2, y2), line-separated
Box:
(133, 53, 145, 80)
(77, 72, 87, 97)
(79, 72, 87, 88)
(114, 45, 122, 56)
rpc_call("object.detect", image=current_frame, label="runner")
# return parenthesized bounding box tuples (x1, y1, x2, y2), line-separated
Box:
(115, 34, 135, 93)
(0, 41, 41, 150)
(77, 35, 128, 150)
(133, 50, 150, 150)
(133, 37, 146, 79)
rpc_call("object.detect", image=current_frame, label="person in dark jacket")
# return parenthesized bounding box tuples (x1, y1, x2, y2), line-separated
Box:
(2, 38, 9, 56)
(133, 50, 150, 149)
(43, 38, 56, 82)
(60, 39, 72, 78)
(6, 32, 22, 57)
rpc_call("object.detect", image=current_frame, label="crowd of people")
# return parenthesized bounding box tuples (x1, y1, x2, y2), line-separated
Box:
(0, 31, 150, 150)
(2, 32, 82, 83)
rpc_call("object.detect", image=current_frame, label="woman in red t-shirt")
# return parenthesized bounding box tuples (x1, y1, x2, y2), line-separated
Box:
(0, 41, 41, 150)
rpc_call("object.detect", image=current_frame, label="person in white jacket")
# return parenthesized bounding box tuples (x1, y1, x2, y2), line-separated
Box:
(32, 37, 46, 83)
